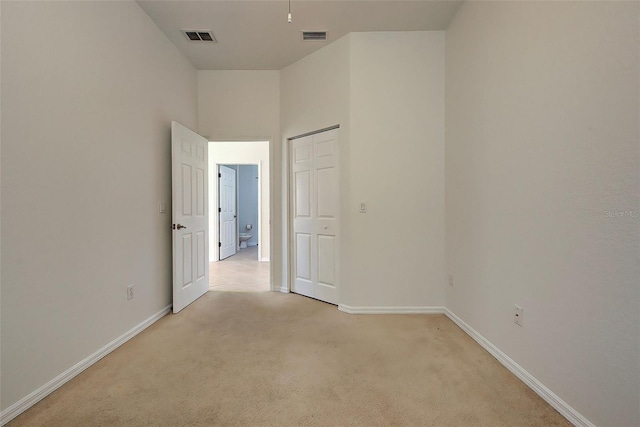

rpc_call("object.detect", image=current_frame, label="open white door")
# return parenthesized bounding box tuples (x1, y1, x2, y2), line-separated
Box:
(290, 128, 339, 304)
(219, 165, 237, 260)
(172, 121, 209, 313)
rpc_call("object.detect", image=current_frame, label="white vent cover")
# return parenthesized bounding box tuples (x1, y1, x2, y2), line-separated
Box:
(302, 31, 327, 41)
(182, 30, 217, 42)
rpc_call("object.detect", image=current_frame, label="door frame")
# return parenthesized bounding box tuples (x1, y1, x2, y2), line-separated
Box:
(215, 162, 263, 260)
(283, 125, 340, 295)
(208, 139, 271, 270)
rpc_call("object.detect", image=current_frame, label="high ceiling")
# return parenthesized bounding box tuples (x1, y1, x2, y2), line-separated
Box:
(136, 1, 463, 70)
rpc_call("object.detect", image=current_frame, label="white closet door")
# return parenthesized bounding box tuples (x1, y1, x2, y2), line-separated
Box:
(291, 129, 339, 304)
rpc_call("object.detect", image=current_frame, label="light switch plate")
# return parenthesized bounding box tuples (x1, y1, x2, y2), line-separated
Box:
(159, 202, 167, 214)
(359, 201, 367, 213)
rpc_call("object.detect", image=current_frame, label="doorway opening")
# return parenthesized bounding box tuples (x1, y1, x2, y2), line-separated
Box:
(208, 141, 271, 292)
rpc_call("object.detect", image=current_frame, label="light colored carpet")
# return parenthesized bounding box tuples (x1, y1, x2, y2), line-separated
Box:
(8, 292, 570, 426)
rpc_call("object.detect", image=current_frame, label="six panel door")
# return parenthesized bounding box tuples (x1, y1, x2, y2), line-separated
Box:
(219, 165, 237, 260)
(172, 121, 209, 313)
(291, 128, 339, 304)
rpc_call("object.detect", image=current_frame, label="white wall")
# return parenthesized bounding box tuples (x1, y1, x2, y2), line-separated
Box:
(238, 165, 259, 246)
(198, 71, 280, 275)
(280, 32, 445, 307)
(445, 2, 639, 426)
(1, 0, 197, 413)
(346, 32, 445, 307)
(209, 143, 270, 262)
(2, 2, 633, 424)
(198, 71, 280, 142)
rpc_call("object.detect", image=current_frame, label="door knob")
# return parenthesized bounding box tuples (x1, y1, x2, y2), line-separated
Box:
(172, 224, 187, 230)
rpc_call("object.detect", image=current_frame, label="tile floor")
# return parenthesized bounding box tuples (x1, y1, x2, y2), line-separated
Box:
(209, 246, 271, 292)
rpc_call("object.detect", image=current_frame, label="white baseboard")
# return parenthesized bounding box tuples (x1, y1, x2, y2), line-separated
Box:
(338, 304, 445, 315)
(260, 257, 270, 262)
(0, 305, 172, 426)
(276, 286, 289, 293)
(337, 304, 592, 426)
(0, 301, 593, 427)
(443, 308, 594, 427)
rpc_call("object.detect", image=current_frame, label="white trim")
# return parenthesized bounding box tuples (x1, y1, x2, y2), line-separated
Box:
(0, 299, 593, 427)
(276, 286, 290, 293)
(281, 135, 290, 293)
(208, 140, 271, 265)
(289, 124, 341, 141)
(443, 308, 594, 427)
(260, 257, 270, 262)
(256, 160, 263, 261)
(338, 305, 445, 315)
(0, 305, 171, 426)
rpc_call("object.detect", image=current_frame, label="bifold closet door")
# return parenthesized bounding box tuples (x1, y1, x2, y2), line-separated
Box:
(291, 129, 339, 304)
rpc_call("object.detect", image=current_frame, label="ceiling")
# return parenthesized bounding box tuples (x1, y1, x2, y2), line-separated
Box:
(136, 1, 463, 70)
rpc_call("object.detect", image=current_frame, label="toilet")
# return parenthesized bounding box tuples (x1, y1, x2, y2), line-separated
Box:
(239, 233, 252, 249)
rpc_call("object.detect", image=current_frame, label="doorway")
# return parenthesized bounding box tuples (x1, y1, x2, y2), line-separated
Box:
(208, 141, 271, 292)
(218, 163, 260, 261)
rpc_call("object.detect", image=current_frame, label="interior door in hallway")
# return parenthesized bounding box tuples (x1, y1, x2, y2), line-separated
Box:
(171, 121, 209, 313)
(219, 165, 237, 260)
(291, 128, 339, 304)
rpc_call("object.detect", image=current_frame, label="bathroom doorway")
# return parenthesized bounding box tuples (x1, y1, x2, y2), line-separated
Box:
(218, 164, 259, 260)
(208, 141, 270, 292)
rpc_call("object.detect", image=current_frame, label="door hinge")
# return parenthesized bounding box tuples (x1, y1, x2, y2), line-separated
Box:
(219, 242, 222, 247)
(218, 207, 222, 213)
(218, 173, 221, 178)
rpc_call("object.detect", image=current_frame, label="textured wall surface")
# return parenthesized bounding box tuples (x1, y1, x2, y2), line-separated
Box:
(445, 2, 639, 425)
(1, 0, 197, 411)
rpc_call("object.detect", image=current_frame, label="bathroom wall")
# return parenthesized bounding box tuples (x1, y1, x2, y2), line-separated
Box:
(238, 165, 259, 246)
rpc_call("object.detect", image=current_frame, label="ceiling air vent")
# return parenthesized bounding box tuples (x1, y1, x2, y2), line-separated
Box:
(302, 31, 327, 42)
(182, 30, 217, 43)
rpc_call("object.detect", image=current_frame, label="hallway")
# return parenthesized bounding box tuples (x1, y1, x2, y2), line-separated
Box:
(209, 246, 270, 292)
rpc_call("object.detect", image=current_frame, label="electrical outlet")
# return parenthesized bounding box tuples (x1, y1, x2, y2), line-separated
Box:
(127, 285, 134, 301)
(514, 305, 523, 326)
(448, 274, 454, 287)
